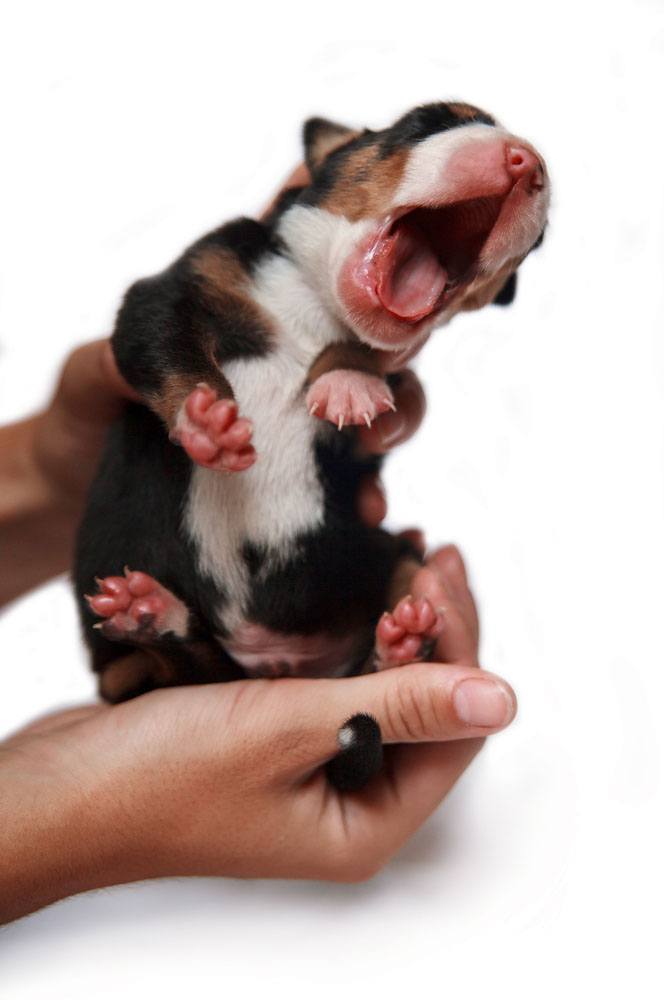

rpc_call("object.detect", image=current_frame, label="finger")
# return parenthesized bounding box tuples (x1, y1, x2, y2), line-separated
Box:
(426, 545, 480, 655)
(50, 338, 140, 427)
(357, 369, 426, 454)
(356, 474, 387, 528)
(270, 661, 516, 780)
(397, 527, 426, 557)
(409, 565, 479, 668)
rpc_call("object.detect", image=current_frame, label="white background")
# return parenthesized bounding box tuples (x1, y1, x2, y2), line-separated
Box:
(1, 0, 663, 995)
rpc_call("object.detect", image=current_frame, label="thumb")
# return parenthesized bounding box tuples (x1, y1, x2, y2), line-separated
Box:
(50, 338, 140, 427)
(270, 663, 517, 778)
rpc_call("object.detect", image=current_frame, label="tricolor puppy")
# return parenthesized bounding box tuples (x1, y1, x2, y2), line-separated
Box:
(74, 101, 550, 791)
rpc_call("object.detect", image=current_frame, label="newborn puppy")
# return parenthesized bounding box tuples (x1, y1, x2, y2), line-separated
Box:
(74, 101, 550, 790)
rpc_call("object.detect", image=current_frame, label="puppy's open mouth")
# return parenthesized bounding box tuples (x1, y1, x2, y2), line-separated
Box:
(369, 196, 505, 321)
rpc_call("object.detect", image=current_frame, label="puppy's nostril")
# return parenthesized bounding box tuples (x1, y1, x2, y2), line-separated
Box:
(506, 144, 543, 188)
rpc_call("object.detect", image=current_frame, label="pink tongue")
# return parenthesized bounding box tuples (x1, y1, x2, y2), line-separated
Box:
(375, 222, 448, 320)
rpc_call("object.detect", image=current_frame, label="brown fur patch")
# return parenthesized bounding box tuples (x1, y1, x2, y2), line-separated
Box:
(191, 246, 251, 301)
(191, 246, 273, 346)
(319, 145, 410, 221)
(99, 650, 176, 703)
(306, 341, 384, 385)
(151, 369, 234, 427)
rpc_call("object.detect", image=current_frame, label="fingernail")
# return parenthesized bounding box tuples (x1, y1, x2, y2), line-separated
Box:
(377, 410, 407, 448)
(453, 677, 516, 729)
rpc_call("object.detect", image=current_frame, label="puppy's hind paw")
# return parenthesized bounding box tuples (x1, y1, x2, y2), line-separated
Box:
(86, 569, 189, 643)
(374, 595, 443, 670)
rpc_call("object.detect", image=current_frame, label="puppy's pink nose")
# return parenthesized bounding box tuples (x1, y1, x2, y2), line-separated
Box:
(506, 144, 544, 189)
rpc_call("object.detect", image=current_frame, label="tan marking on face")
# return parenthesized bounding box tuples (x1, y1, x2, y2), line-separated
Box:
(318, 145, 410, 221)
(446, 102, 487, 122)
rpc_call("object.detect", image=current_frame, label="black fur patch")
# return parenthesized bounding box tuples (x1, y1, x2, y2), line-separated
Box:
(193, 217, 285, 276)
(242, 433, 416, 638)
(73, 404, 243, 682)
(379, 102, 495, 157)
(112, 219, 276, 397)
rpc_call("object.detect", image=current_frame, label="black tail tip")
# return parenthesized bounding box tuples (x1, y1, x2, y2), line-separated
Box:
(325, 712, 383, 792)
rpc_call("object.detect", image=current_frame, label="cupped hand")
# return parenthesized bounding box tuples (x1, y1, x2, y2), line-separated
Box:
(1, 546, 513, 922)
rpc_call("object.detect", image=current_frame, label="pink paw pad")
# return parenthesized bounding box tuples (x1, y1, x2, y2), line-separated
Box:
(174, 384, 256, 472)
(306, 370, 395, 430)
(85, 569, 188, 641)
(375, 595, 444, 669)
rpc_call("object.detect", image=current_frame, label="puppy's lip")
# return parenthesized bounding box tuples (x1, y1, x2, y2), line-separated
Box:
(362, 165, 549, 322)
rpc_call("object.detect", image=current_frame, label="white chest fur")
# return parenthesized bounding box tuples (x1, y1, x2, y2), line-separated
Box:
(183, 254, 345, 632)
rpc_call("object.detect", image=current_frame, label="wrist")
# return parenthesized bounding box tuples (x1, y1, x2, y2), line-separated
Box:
(0, 734, 157, 923)
(0, 414, 81, 607)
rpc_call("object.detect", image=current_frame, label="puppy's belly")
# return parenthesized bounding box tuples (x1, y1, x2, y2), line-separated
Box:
(221, 623, 371, 679)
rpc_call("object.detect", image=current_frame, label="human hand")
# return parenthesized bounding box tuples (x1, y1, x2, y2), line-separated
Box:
(0, 546, 513, 922)
(0, 340, 140, 606)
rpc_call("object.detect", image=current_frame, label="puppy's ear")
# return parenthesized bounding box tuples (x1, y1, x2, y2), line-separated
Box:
(492, 271, 518, 306)
(303, 117, 359, 173)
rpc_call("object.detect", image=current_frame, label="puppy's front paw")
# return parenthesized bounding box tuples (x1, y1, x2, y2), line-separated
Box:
(173, 384, 256, 472)
(306, 369, 395, 430)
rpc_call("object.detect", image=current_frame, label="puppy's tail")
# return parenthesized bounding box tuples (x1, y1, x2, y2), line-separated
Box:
(325, 713, 383, 792)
